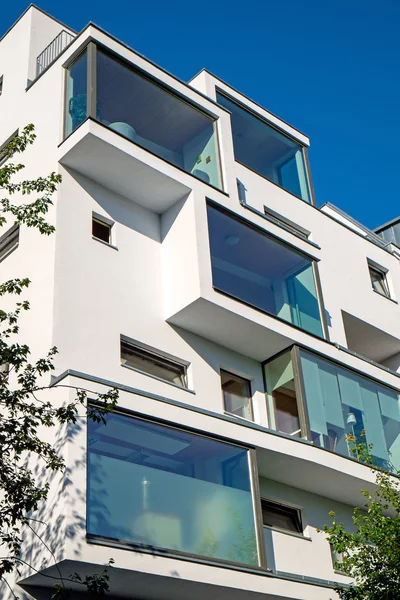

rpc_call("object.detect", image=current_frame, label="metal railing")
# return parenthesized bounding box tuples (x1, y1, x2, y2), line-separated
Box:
(36, 29, 75, 78)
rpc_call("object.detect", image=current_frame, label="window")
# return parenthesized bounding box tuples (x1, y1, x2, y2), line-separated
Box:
(87, 411, 259, 566)
(0, 225, 19, 262)
(261, 499, 302, 534)
(206, 203, 324, 337)
(221, 370, 253, 420)
(121, 338, 188, 387)
(65, 46, 222, 190)
(368, 262, 390, 298)
(0, 129, 19, 166)
(330, 544, 345, 572)
(92, 214, 112, 244)
(216, 91, 312, 203)
(264, 207, 310, 240)
(264, 351, 302, 437)
(0, 75, 3, 96)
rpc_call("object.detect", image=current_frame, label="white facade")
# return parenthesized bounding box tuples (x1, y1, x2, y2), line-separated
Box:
(1, 6, 400, 599)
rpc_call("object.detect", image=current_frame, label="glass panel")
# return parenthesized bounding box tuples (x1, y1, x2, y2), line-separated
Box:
(87, 413, 259, 566)
(379, 226, 396, 245)
(95, 50, 221, 189)
(216, 92, 311, 203)
(207, 204, 323, 337)
(264, 351, 301, 437)
(299, 350, 400, 471)
(221, 370, 253, 420)
(369, 266, 389, 297)
(121, 341, 186, 387)
(65, 50, 87, 136)
(392, 223, 400, 247)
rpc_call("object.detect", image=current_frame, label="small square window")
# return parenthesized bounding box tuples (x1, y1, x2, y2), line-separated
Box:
(121, 338, 188, 388)
(261, 499, 303, 534)
(368, 262, 390, 298)
(220, 370, 253, 420)
(92, 215, 112, 244)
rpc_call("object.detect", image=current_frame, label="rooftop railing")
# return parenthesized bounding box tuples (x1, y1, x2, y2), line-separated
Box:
(36, 29, 75, 78)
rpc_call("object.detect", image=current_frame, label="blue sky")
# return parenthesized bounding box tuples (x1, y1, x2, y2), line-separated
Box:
(2, 0, 399, 229)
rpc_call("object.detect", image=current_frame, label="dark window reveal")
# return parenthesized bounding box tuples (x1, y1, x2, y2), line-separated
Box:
(261, 499, 302, 534)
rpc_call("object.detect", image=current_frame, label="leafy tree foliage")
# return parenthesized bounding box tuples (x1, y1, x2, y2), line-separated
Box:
(0, 125, 118, 597)
(323, 434, 400, 600)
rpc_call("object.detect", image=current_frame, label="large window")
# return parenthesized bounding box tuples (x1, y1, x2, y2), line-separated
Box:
(264, 348, 400, 471)
(87, 412, 259, 566)
(65, 46, 222, 189)
(207, 204, 324, 337)
(216, 92, 312, 203)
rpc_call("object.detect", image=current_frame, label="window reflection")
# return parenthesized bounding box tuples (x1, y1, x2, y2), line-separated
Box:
(207, 204, 323, 337)
(216, 92, 311, 203)
(87, 412, 259, 566)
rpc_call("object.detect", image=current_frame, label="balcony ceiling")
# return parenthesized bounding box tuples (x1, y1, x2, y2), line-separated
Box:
(342, 310, 400, 363)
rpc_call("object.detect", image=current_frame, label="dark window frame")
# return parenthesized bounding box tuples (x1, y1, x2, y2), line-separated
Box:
(120, 336, 189, 389)
(0, 129, 19, 166)
(0, 224, 19, 263)
(261, 498, 303, 535)
(367, 260, 391, 298)
(220, 369, 254, 421)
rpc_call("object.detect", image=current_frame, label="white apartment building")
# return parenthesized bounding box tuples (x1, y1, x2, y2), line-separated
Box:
(1, 6, 400, 599)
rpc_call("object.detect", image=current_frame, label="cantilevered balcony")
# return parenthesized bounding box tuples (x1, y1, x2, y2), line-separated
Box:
(59, 43, 223, 212)
(163, 199, 326, 361)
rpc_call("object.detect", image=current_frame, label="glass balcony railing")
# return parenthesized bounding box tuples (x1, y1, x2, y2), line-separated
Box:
(216, 91, 312, 204)
(87, 411, 259, 566)
(64, 45, 222, 190)
(264, 347, 400, 471)
(206, 203, 324, 338)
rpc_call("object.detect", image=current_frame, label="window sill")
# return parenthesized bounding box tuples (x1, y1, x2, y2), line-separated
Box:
(92, 236, 119, 250)
(120, 362, 195, 394)
(372, 288, 398, 304)
(263, 525, 312, 541)
(224, 410, 254, 423)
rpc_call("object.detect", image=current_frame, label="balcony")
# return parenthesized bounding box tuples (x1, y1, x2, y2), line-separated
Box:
(164, 200, 326, 361)
(60, 43, 222, 211)
(264, 346, 400, 472)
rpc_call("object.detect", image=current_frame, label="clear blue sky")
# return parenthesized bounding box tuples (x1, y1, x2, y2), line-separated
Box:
(2, 0, 400, 229)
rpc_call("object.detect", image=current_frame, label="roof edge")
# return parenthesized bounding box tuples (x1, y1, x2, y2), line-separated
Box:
(0, 4, 76, 44)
